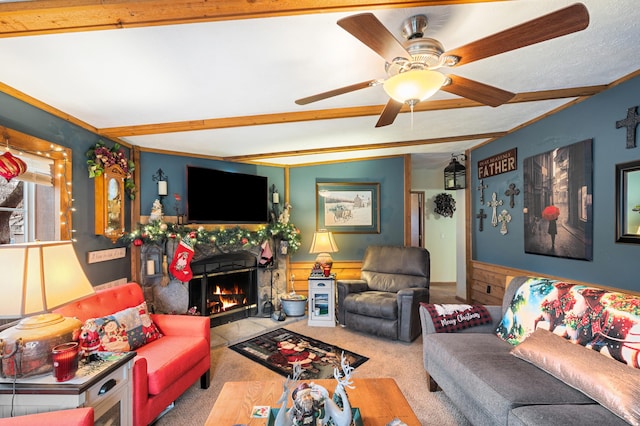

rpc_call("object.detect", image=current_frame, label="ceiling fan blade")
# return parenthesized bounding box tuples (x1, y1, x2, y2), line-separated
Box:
(295, 80, 378, 105)
(441, 75, 515, 107)
(445, 3, 589, 66)
(338, 13, 411, 62)
(375, 99, 403, 128)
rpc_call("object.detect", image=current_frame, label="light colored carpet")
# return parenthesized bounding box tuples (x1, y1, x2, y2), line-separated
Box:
(155, 318, 471, 425)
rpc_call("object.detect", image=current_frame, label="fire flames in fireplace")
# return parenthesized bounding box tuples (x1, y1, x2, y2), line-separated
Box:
(208, 283, 248, 314)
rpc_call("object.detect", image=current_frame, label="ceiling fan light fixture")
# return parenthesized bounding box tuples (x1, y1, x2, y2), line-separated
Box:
(383, 70, 445, 105)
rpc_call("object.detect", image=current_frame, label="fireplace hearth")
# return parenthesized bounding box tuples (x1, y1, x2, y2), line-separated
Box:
(188, 251, 258, 327)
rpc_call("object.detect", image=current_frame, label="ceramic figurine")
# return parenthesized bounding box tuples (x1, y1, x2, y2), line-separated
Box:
(275, 353, 354, 426)
(149, 199, 163, 221)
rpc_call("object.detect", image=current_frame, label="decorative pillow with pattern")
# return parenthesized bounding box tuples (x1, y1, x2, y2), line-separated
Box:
(79, 301, 162, 354)
(495, 277, 640, 369)
(421, 303, 492, 332)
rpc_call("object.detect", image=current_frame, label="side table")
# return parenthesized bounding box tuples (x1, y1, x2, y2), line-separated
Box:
(308, 275, 336, 327)
(0, 351, 135, 425)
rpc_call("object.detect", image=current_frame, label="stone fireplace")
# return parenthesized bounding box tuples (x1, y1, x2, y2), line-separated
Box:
(142, 239, 287, 326)
(189, 251, 258, 327)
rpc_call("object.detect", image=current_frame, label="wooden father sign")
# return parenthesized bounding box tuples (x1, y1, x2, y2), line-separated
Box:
(477, 148, 517, 179)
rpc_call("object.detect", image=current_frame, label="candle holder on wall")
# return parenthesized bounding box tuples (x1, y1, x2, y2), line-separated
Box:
(152, 168, 169, 206)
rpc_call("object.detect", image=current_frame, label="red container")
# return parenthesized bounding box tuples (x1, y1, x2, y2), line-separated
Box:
(52, 342, 79, 382)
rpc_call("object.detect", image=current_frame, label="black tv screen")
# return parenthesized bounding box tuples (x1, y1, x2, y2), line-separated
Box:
(186, 166, 268, 223)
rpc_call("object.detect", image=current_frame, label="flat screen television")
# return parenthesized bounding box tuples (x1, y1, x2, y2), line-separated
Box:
(186, 166, 268, 223)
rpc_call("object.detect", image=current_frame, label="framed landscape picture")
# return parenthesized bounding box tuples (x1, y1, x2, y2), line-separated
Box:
(316, 182, 380, 234)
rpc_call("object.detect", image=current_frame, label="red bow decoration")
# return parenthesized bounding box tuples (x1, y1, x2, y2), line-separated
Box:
(0, 151, 27, 182)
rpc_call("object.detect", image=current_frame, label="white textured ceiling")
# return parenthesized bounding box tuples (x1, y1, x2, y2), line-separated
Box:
(0, 0, 638, 166)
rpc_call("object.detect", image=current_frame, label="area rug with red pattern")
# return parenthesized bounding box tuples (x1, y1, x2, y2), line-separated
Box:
(228, 328, 368, 380)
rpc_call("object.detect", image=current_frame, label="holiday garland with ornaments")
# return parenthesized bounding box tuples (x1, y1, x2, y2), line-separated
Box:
(120, 220, 302, 254)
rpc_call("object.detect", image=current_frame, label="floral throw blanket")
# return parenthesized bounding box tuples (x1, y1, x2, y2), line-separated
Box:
(495, 277, 640, 368)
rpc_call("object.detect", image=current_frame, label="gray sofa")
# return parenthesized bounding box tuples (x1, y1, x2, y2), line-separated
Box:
(420, 276, 635, 425)
(337, 245, 429, 342)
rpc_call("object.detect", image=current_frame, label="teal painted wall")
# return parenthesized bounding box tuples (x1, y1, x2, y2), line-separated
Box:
(139, 152, 284, 219)
(471, 74, 640, 292)
(0, 92, 133, 286)
(289, 157, 406, 262)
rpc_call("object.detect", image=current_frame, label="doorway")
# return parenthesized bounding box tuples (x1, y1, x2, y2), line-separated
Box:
(410, 191, 425, 247)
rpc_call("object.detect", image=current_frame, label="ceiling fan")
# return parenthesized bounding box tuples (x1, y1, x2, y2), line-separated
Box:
(295, 3, 589, 128)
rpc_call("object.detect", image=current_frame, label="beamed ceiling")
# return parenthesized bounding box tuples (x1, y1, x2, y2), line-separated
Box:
(0, 0, 637, 168)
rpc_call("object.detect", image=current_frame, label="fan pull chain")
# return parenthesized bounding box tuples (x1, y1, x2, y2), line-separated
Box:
(410, 104, 414, 130)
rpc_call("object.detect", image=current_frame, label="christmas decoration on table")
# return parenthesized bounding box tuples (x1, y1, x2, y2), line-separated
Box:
(0, 151, 27, 181)
(274, 353, 355, 426)
(86, 140, 136, 199)
(169, 238, 195, 282)
(120, 220, 302, 255)
(434, 193, 456, 218)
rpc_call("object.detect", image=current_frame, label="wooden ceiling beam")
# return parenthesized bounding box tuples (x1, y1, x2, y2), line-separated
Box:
(225, 132, 507, 161)
(0, 0, 498, 38)
(98, 85, 607, 138)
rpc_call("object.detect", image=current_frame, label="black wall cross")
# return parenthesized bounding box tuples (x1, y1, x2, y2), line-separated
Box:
(476, 208, 487, 232)
(616, 106, 640, 149)
(504, 183, 520, 208)
(477, 179, 488, 204)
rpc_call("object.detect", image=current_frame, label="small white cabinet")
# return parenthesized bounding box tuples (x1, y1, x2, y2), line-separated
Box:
(308, 275, 336, 327)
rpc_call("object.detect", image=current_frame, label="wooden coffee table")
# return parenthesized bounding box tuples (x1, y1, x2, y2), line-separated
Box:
(205, 377, 420, 425)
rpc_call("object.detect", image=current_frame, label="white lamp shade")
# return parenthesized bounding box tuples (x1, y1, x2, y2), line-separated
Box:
(0, 241, 95, 318)
(383, 70, 446, 104)
(309, 231, 339, 254)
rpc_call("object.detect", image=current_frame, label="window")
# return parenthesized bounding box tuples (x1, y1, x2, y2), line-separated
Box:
(0, 128, 72, 244)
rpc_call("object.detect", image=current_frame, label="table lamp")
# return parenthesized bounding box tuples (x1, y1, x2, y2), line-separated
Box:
(0, 241, 95, 378)
(309, 230, 339, 276)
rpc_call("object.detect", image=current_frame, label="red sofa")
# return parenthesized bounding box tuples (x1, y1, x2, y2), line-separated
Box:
(55, 283, 210, 426)
(0, 408, 94, 426)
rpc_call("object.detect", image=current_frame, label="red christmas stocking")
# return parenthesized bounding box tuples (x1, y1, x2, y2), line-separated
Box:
(169, 240, 194, 282)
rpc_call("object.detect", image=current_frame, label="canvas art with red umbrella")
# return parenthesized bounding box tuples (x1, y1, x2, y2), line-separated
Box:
(541, 205, 560, 221)
(523, 139, 593, 260)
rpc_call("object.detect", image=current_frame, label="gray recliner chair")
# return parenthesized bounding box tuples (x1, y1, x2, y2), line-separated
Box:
(337, 245, 430, 342)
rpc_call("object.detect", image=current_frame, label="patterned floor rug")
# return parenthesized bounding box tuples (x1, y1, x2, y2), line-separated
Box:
(228, 328, 369, 380)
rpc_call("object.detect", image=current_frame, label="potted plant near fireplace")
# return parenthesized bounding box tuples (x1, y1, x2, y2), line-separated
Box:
(280, 273, 307, 317)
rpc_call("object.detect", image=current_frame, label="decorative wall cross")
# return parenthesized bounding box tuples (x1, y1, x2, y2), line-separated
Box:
(487, 192, 503, 227)
(504, 183, 520, 208)
(476, 208, 487, 232)
(616, 106, 640, 149)
(477, 179, 488, 204)
(498, 209, 512, 235)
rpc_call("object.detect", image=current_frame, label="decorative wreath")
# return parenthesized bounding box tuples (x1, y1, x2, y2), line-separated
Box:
(434, 193, 456, 218)
(86, 141, 136, 199)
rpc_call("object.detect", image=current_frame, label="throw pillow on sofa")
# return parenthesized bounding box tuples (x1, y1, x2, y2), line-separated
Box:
(512, 328, 640, 426)
(421, 303, 492, 332)
(79, 301, 162, 354)
(495, 277, 640, 369)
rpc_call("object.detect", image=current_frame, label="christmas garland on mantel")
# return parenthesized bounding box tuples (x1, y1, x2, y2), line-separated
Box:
(119, 220, 302, 254)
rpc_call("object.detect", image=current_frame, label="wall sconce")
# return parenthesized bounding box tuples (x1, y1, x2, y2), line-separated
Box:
(152, 168, 168, 205)
(444, 154, 467, 190)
